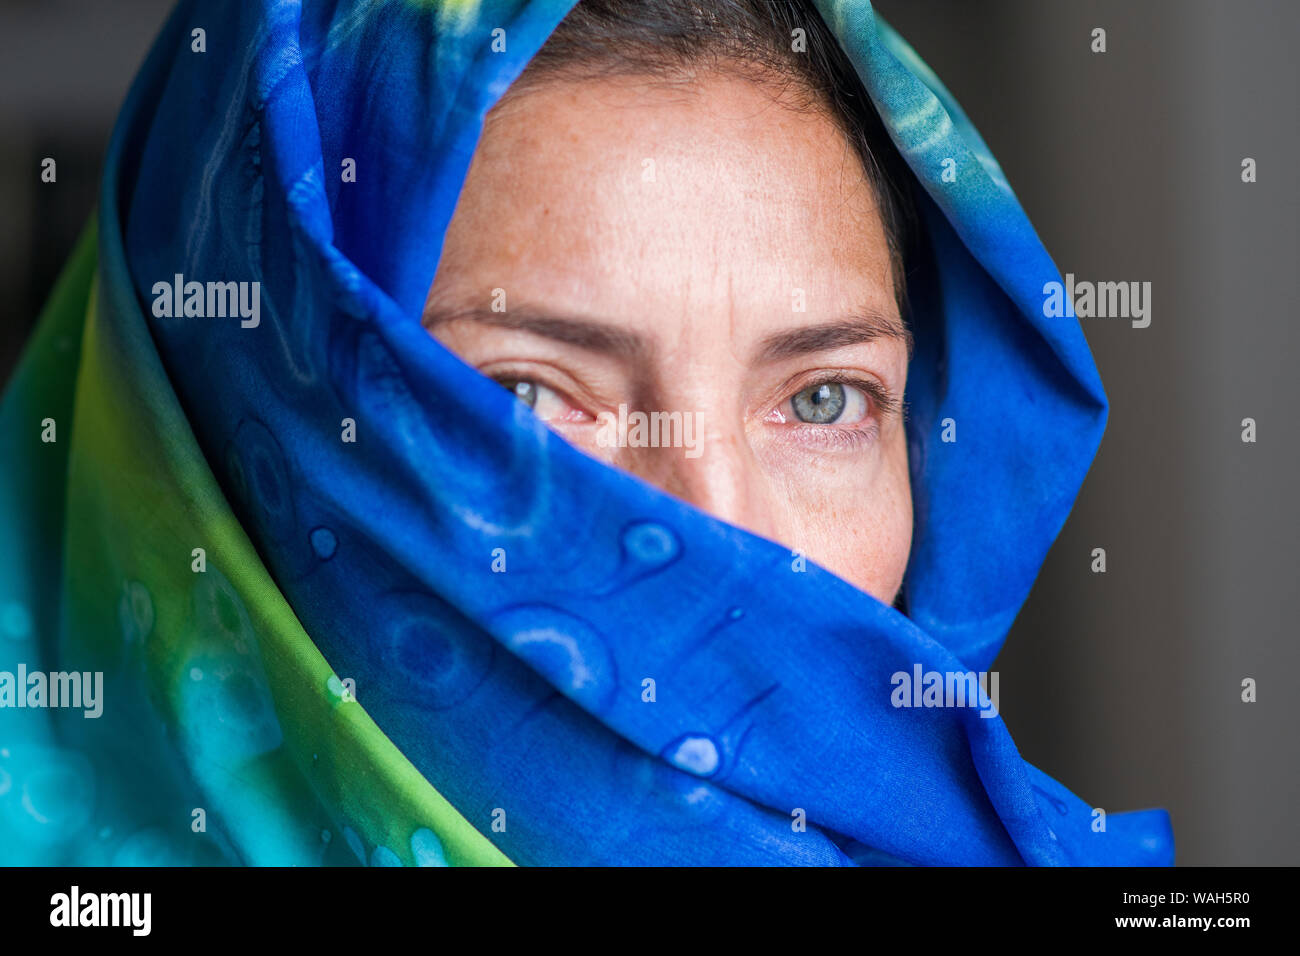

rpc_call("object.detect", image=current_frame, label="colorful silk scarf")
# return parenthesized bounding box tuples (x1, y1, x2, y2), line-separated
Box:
(0, 0, 1174, 866)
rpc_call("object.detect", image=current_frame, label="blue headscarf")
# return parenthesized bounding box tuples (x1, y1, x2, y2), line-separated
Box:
(3, 0, 1173, 866)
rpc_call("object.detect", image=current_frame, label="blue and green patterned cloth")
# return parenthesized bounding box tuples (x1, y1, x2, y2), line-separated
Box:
(0, 0, 1173, 865)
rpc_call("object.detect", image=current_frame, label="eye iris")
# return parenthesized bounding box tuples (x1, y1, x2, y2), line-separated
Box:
(792, 382, 845, 424)
(501, 379, 537, 409)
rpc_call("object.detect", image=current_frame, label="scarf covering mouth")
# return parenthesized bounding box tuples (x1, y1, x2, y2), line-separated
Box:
(0, 0, 1174, 866)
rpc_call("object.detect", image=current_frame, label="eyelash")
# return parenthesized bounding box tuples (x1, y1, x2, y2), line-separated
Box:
(777, 374, 899, 449)
(816, 375, 900, 418)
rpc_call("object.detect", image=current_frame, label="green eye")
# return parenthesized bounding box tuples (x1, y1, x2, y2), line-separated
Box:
(792, 382, 847, 423)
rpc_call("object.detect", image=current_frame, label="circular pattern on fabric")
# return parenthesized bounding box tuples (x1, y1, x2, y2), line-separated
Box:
(309, 526, 338, 560)
(179, 570, 282, 762)
(191, 567, 255, 652)
(661, 734, 722, 778)
(489, 604, 616, 714)
(5, 747, 95, 838)
(410, 827, 450, 866)
(226, 418, 298, 544)
(588, 520, 685, 596)
(378, 593, 495, 711)
(621, 520, 681, 566)
(370, 845, 402, 867)
(325, 674, 349, 703)
(178, 653, 283, 762)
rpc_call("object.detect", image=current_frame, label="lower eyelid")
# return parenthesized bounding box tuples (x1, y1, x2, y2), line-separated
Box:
(780, 421, 881, 450)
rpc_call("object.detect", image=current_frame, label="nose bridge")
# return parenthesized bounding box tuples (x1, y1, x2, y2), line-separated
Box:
(619, 309, 767, 535)
(684, 417, 749, 520)
(622, 404, 760, 534)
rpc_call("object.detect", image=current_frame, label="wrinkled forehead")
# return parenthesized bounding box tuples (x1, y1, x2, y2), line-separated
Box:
(431, 71, 898, 338)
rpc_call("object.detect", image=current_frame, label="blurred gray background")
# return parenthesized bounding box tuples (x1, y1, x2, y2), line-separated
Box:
(2, 0, 1295, 865)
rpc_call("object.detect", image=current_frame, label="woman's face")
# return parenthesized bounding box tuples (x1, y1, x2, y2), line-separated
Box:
(425, 70, 913, 605)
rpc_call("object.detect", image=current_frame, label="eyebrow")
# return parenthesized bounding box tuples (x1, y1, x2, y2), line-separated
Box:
(423, 305, 649, 360)
(423, 303, 911, 362)
(756, 313, 913, 363)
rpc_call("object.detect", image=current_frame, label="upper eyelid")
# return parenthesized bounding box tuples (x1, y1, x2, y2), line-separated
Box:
(835, 377, 901, 418)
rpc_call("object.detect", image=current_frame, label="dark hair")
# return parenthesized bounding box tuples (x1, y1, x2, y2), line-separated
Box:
(509, 0, 917, 322)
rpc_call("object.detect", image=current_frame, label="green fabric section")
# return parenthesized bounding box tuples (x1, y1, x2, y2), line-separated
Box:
(2, 217, 511, 866)
(0, 222, 94, 663)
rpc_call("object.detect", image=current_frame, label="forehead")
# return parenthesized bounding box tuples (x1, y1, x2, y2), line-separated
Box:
(433, 71, 898, 330)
